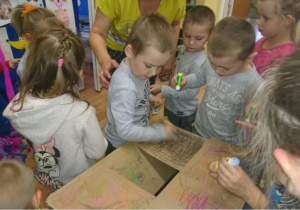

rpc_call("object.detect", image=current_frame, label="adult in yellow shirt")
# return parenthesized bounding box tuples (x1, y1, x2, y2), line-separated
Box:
(90, 0, 186, 89)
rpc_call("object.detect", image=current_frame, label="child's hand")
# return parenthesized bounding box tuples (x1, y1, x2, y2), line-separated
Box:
(8, 58, 20, 69)
(171, 74, 187, 89)
(150, 84, 162, 95)
(150, 95, 161, 108)
(163, 124, 175, 140)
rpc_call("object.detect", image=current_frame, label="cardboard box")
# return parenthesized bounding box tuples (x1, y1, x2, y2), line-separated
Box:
(47, 128, 244, 209)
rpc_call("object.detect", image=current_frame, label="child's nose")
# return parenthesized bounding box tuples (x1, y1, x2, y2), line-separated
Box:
(189, 39, 194, 45)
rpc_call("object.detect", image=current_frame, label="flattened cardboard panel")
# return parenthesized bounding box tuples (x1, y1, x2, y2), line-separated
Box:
(148, 138, 245, 209)
(47, 164, 155, 209)
(137, 128, 204, 170)
(102, 142, 178, 195)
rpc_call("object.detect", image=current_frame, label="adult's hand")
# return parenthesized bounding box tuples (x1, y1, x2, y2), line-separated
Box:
(99, 58, 119, 89)
(274, 148, 300, 199)
(208, 158, 268, 209)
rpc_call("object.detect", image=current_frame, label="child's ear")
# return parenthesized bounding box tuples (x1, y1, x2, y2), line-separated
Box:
(24, 33, 34, 44)
(32, 189, 41, 209)
(247, 52, 257, 64)
(124, 44, 133, 58)
(285, 15, 294, 26)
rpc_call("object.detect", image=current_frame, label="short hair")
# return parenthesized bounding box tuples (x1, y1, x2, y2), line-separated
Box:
(207, 16, 255, 61)
(184, 5, 215, 31)
(0, 160, 36, 209)
(11, 4, 64, 38)
(128, 13, 175, 56)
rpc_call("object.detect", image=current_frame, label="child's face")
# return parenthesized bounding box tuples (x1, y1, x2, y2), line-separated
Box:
(126, 45, 171, 80)
(182, 22, 210, 52)
(257, 1, 288, 38)
(208, 53, 249, 77)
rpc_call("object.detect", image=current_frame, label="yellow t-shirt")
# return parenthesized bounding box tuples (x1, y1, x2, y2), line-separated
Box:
(96, 0, 186, 51)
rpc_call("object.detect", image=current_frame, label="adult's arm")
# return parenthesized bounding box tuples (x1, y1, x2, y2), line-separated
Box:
(89, 8, 118, 88)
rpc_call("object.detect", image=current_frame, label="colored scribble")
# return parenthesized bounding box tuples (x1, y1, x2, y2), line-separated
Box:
(172, 188, 227, 209)
(207, 146, 230, 154)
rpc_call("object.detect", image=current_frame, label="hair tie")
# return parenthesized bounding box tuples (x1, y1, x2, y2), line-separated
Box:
(21, 3, 38, 17)
(58, 58, 64, 68)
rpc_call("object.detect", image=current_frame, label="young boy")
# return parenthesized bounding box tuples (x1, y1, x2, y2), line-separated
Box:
(173, 16, 262, 144)
(150, 5, 215, 132)
(104, 13, 175, 154)
(0, 160, 41, 209)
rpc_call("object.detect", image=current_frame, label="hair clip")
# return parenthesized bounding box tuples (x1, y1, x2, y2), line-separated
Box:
(58, 58, 64, 68)
(21, 3, 38, 17)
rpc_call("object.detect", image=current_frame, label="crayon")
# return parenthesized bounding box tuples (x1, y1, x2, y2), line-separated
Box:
(176, 73, 183, 91)
(215, 157, 240, 169)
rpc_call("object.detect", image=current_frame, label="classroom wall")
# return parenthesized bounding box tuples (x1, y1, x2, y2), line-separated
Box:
(204, 0, 223, 22)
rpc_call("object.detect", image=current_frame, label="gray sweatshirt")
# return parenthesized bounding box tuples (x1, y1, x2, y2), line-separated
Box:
(104, 60, 167, 148)
(186, 59, 261, 144)
(162, 46, 206, 116)
(3, 94, 108, 190)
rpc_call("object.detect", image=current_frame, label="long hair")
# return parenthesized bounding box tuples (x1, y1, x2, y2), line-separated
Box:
(13, 28, 86, 110)
(242, 48, 300, 191)
(258, 0, 300, 46)
(11, 4, 64, 38)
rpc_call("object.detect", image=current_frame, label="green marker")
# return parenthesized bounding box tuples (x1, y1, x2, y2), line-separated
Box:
(245, 103, 257, 122)
(176, 73, 183, 91)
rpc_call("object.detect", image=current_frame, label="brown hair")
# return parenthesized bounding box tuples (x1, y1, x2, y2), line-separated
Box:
(0, 160, 36, 209)
(11, 4, 64, 38)
(128, 13, 175, 56)
(184, 5, 215, 31)
(207, 16, 255, 61)
(14, 28, 86, 110)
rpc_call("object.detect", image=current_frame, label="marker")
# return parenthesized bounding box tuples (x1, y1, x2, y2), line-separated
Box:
(215, 157, 240, 169)
(176, 73, 183, 91)
(245, 103, 257, 122)
(152, 103, 159, 115)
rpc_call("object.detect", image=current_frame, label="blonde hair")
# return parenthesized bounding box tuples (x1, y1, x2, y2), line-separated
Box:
(258, 0, 300, 45)
(128, 13, 175, 56)
(241, 48, 300, 194)
(14, 28, 86, 110)
(0, 160, 36, 209)
(184, 5, 215, 31)
(11, 4, 64, 38)
(207, 16, 255, 61)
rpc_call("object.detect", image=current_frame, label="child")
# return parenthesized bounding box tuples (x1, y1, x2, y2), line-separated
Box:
(208, 48, 300, 209)
(104, 13, 175, 153)
(11, 3, 65, 79)
(173, 17, 262, 144)
(150, 5, 215, 132)
(253, 0, 300, 76)
(3, 28, 108, 190)
(0, 160, 41, 209)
